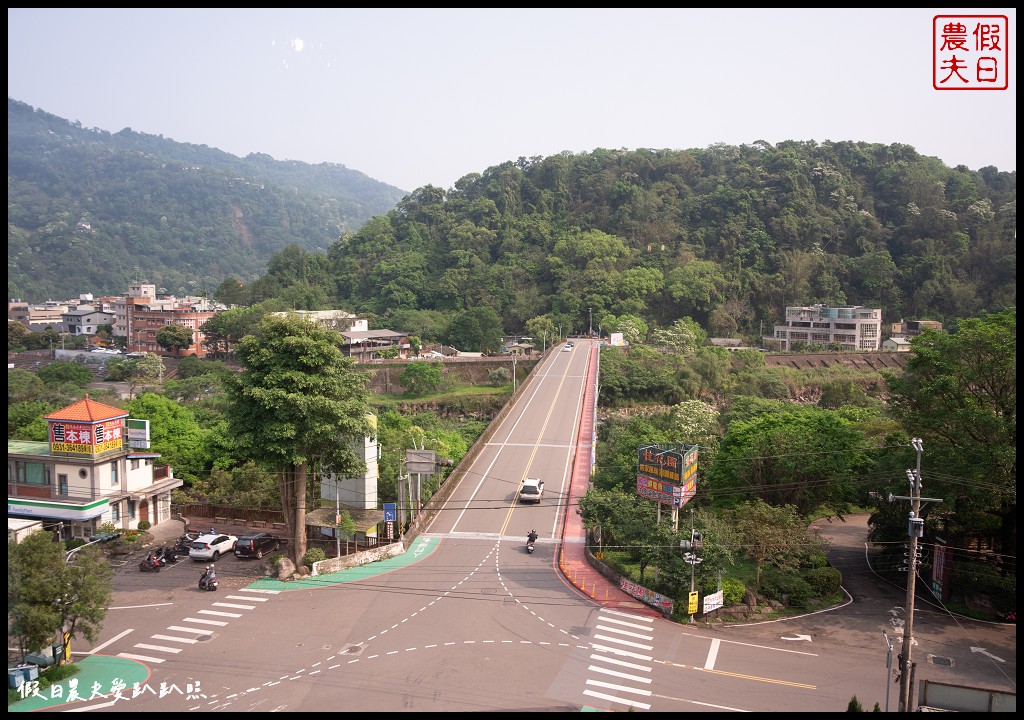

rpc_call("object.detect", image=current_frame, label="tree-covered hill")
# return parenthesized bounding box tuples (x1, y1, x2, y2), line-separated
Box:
(7, 98, 409, 301)
(255, 142, 1014, 341)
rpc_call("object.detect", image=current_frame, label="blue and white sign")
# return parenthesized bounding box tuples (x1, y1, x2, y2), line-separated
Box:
(383, 502, 397, 522)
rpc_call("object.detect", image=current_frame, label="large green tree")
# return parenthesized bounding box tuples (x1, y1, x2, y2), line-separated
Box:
(882, 308, 1016, 541)
(225, 313, 373, 564)
(155, 323, 194, 355)
(708, 406, 871, 517)
(8, 532, 113, 658)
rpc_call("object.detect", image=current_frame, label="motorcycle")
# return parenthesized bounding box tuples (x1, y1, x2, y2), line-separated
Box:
(198, 567, 218, 591)
(139, 555, 162, 572)
(155, 546, 180, 564)
(527, 530, 538, 554)
(174, 533, 199, 554)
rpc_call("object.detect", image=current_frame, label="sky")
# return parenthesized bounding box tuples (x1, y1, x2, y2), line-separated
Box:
(8, 8, 1017, 193)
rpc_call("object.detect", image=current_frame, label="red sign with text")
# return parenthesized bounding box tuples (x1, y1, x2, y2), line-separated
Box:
(933, 15, 1009, 90)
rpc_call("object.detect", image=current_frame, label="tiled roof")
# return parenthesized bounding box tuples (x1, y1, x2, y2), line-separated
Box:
(44, 394, 129, 423)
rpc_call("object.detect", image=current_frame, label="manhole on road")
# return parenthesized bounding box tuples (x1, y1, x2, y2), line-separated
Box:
(928, 655, 955, 667)
(342, 644, 365, 656)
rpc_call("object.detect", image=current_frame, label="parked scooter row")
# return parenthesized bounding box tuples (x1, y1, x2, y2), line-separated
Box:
(173, 532, 199, 555)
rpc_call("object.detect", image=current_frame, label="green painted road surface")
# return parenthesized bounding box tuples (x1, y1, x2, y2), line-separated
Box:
(246, 535, 439, 591)
(8, 655, 151, 712)
(9, 537, 439, 712)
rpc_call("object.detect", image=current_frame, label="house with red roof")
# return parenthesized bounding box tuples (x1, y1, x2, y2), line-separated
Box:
(7, 395, 181, 541)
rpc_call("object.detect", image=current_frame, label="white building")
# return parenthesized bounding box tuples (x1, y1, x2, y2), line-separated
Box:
(7, 395, 182, 540)
(772, 304, 882, 351)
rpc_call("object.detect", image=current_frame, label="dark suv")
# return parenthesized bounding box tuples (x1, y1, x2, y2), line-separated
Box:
(233, 532, 281, 559)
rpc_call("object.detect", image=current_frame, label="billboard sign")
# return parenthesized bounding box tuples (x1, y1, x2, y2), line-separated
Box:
(126, 418, 151, 449)
(637, 444, 698, 507)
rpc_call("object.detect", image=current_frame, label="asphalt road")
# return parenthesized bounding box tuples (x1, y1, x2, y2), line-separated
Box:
(19, 341, 1015, 712)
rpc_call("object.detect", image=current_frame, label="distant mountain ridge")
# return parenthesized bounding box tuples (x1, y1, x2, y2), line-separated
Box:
(7, 98, 409, 302)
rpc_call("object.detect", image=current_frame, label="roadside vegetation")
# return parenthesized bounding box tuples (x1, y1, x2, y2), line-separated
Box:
(7, 308, 1015, 620)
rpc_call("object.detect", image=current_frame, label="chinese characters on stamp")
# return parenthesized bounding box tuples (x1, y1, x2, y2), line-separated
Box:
(934, 15, 1009, 90)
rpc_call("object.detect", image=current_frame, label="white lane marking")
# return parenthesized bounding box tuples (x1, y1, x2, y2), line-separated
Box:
(152, 634, 199, 644)
(599, 608, 654, 623)
(168, 625, 214, 634)
(182, 617, 229, 626)
(583, 689, 651, 710)
(586, 678, 653, 696)
(226, 595, 268, 602)
(706, 637, 721, 669)
(597, 615, 656, 631)
(590, 642, 653, 661)
(213, 602, 256, 610)
(198, 609, 242, 618)
(134, 643, 182, 653)
(117, 652, 166, 663)
(588, 653, 652, 672)
(591, 634, 653, 650)
(88, 628, 133, 654)
(595, 624, 653, 641)
(588, 665, 652, 683)
(235, 588, 280, 594)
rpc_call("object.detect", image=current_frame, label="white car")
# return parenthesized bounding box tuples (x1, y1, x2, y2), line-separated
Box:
(519, 477, 544, 503)
(562, 345, 572, 352)
(189, 533, 238, 561)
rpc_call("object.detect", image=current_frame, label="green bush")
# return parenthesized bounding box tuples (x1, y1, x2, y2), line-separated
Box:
(303, 547, 327, 567)
(64, 538, 87, 551)
(137, 520, 151, 531)
(760, 567, 814, 608)
(98, 521, 117, 534)
(699, 576, 748, 606)
(721, 577, 747, 606)
(804, 566, 842, 596)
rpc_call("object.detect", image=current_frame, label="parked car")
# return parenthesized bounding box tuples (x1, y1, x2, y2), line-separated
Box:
(189, 533, 238, 561)
(234, 532, 281, 559)
(519, 477, 544, 504)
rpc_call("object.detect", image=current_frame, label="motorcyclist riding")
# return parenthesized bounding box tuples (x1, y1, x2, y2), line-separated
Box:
(527, 529, 538, 544)
(200, 564, 217, 589)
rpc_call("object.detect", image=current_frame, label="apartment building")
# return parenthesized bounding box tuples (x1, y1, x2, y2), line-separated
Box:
(772, 304, 882, 351)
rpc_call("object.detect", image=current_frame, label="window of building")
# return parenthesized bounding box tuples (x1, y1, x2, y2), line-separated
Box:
(17, 462, 49, 485)
(128, 500, 136, 519)
(130, 459, 140, 470)
(111, 504, 120, 522)
(111, 462, 119, 485)
(58, 474, 69, 496)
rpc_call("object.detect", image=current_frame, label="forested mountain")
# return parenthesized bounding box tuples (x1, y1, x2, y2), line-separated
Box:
(9, 95, 1015, 342)
(252, 142, 1015, 342)
(7, 98, 408, 301)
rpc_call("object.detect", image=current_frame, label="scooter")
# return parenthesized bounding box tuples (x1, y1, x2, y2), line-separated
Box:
(156, 546, 180, 564)
(198, 567, 218, 591)
(139, 555, 162, 572)
(527, 530, 538, 554)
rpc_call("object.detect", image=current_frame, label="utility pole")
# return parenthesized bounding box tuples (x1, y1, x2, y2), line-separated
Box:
(890, 438, 942, 713)
(680, 506, 702, 625)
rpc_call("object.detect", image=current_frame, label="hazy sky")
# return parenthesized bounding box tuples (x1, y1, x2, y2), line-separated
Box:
(8, 8, 1017, 193)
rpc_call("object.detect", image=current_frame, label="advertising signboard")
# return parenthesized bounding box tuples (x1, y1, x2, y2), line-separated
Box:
(636, 444, 698, 507)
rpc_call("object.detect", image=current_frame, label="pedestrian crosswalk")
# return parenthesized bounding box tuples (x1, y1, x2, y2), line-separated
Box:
(582, 608, 656, 710)
(117, 587, 279, 664)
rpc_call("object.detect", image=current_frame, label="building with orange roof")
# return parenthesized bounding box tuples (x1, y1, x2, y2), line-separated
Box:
(8, 395, 182, 541)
